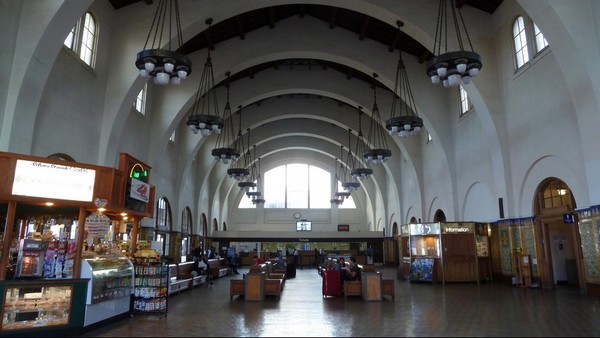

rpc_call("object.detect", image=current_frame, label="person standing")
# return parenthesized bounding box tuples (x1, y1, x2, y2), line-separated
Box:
(292, 247, 300, 269)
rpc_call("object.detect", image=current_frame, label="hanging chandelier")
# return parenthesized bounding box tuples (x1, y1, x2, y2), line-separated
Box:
(330, 155, 344, 205)
(335, 145, 351, 200)
(238, 128, 257, 191)
(226, 107, 251, 181)
(186, 19, 223, 137)
(249, 155, 265, 205)
(135, 0, 191, 85)
(387, 21, 424, 138)
(341, 130, 360, 192)
(426, 0, 482, 87)
(350, 107, 373, 181)
(364, 74, 392, 164)
(212, 72, 240, 164)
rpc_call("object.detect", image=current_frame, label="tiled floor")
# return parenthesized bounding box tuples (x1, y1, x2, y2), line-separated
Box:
(79, 266, 600, 337)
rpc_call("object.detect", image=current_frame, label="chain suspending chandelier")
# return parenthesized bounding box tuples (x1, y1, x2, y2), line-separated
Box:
(186, 19, 223, 136)
(386, 21, 424, 138)
(341, 129, 360, 192)
(212, 72, 240, 164)
(226, 107, 251, 181)
(330, 155, 344, 205)
(364, 74, 391, 164)
(350, 107, 373, 181)
(238, 128, 257, 191)
(334, 145, 351, 201)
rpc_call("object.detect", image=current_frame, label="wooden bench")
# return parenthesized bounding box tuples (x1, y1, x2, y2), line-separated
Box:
(168, 264, 193, 295)
(382, 279, 396, 300)
(230, 279, 245, 300)
(177, 261, 207, 287)
(244, 264, 284, 300)
(343, 278, 396, 301)
(208, 258, 232, 279)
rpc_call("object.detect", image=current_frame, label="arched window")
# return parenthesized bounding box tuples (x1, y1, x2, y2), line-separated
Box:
(155, 197, 172, 257)
(64, 12, 98, 68)
(512, 16, 550, 71)
(180, 207, 192, 262)
(433, 209, 446, 222)
(513, 16, 529, 69)
(238, 163, 356, 209)
(459, 85, 472, 116)
(533, 22, 549, 53)
(134, 83, 147, 116)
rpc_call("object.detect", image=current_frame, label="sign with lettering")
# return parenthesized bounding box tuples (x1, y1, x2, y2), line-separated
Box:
(130, 177, 150, 202)
(86, 213, 111, 238)
(12, 159, 96, 202)
(442, 222, 474, 234)
(338, 224, 350, 231)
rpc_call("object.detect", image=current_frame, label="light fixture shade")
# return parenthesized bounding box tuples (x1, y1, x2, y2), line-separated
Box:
(425, 0, 483, 87)
(134, 0, 192, 85)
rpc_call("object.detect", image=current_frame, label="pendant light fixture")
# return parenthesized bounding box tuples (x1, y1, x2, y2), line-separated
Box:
(341, 130, 360, 192)
(330, 155, 344, 205)
(386, 21, 424, 138)
(186, 18, 223, 136)
(250, 153, 265, 205)
(334, 145, 351, 201)
(364, 74, 392, 164)
(426, 0, 482, 87)
(350, 106, 373, 181)
(212, 72, 240, 164)
(226, 106, 251, 181)
(135, 0, 192, 85)
(238, 128, 257, 192)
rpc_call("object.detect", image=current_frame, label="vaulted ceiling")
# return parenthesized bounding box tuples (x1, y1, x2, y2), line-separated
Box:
(111, 1, 503, 86)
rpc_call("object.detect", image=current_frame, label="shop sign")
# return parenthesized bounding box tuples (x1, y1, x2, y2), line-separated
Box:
(443, 223, 474, 234)
(130, 177, 150, 202)
(11, 159, 96, 202)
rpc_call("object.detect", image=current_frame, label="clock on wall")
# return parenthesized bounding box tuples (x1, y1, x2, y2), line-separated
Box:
(293, 212, 301, 219)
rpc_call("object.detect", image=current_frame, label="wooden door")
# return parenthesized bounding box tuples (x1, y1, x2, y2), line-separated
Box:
(442, 234, 477, 282)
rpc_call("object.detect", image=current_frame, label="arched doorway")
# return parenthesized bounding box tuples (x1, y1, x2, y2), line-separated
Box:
(433, 209, 447, 222)
(534, 178, 584, 290)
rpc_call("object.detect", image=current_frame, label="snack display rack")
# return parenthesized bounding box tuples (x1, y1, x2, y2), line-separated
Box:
(131, 251, 168, 316)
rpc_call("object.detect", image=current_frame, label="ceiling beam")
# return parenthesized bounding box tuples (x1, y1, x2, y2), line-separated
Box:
(359, 15, 370, 41)
(268, 7, 275, 28)
(204, 18, 214, 51)
(235, 15, 246, 40)
(329, 7, 338, 29)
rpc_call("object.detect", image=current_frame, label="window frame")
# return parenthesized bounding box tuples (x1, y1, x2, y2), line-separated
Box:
(459, 85, 472, 117)
(512, 15, 550, 73)
(64, 12, 98, 69)
(238, 163, 356, 209)
(134, 83, 147, 116)
(512, 16, 529, 70)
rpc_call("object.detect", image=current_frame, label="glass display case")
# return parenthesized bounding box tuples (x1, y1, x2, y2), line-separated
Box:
(80, 253, 134, 327)
(0, 279, 88, 335)
(409, 223, 441, 282)
(81, 254, 134, 304)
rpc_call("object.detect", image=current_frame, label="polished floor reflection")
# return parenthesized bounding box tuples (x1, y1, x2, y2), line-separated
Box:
(79, 266, 600, 337)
